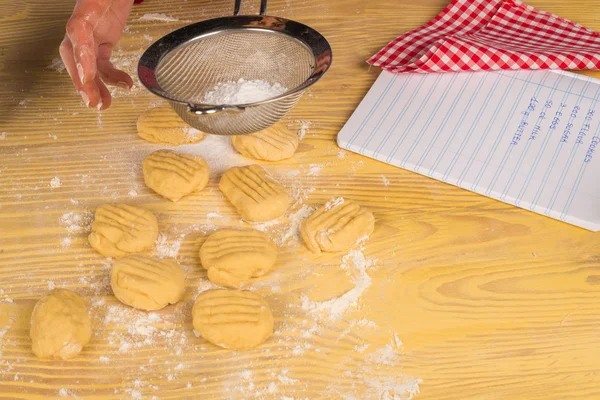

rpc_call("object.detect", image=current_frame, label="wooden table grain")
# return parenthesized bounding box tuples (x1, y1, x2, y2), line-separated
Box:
(1, 0, 600, 399)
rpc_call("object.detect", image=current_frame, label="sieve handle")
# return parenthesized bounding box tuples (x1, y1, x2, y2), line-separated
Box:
(234, 0, 267, 16)
(187, 104, 246, 115)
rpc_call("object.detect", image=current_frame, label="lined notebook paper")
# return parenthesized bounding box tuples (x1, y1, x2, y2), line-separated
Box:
(338, 69, 600, 231)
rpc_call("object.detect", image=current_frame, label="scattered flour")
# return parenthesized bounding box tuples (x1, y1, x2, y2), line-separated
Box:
(61, 237, 72, 248)
(177, 135, 250, 175)
(302, 249, 376, 320)
(307, 164, 322, 176)
(58, 388, 71, 397)
(128, 189, 139, 197)
(0, 132, 6, 140)
(324, 197, 345, 211)
(59, 211, 94, 234)
(381, 175, 390, 186)
(99, 356, 110, 364)
(47, 58, 66, 73)
(47, 281, 56, 290)
(138, 13, 180, 22)
(153, 233, 183, 259)
(49, 176, 62, 188)
(203, 79, 287, 105)
(296, 120, 312, 140)
(143, 34, 154, 41)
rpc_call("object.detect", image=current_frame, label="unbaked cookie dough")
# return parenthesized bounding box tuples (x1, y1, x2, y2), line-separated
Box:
(142, 150, 210, 202)
(88, 204, 159, 258)
(137, 106, 205, 145)
(111, 255, 185, 311)
(302, 198, 375, 254)
(30, 289, 92, 360)
(192, 289, 273, 350)
(200, 229, 277, 288)
(219, 165, 290, 222)
(231, 125, 299, 161)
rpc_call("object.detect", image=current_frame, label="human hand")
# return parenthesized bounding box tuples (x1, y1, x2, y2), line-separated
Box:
(60, 0, 135, 110)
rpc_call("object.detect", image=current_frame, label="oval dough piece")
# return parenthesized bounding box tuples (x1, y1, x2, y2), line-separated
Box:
(111, 255, 185, 310)
(137, 106, 205, 145)
(142, 150, 210, 202)
(88, 204, 159, 258)
(192, 289, 273, 350)
(219, 165, 290, 222)
(30, 289, 92, 360)
(200, 229, 277, 288)
(301, 198, 375, 254)
(231, 125, 299, 161)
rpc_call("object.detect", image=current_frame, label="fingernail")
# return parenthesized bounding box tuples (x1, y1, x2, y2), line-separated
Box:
(79, 90, 90, 107)
(117, 81, 130, 89)
(97, 99, 103, 111)
(77, 63, 85, 84)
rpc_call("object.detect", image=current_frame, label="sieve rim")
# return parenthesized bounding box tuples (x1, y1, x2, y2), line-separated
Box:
(137, 15, 332, 109)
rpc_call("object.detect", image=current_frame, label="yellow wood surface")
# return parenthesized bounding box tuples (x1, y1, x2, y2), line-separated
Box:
(2, 0, 600, 398)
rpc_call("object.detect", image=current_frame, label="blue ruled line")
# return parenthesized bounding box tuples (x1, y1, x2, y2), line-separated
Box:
(529, 79, 592, 211)
(371, 75, 429, 158)
(428, 75, 487, 177)
(484, 71, 542, 196)
(400, 73, 459, 168)
(508, 72, 568, 205)
(546, 86, 600, 216)
(359, 75, 412, 155)
(456, 73, 518, 186)
(346, 73, 398, 148)
(560, 117, 600, 220)
(472, 70, 537, 192)
(413, 73, 474, 172)
(385, 73, 445, 164)
(443, 74, 504, 182)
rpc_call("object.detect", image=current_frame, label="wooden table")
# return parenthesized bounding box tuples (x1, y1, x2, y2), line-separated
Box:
(1, 0, 600, 398)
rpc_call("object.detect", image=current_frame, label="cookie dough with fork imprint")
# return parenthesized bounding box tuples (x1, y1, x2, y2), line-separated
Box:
(219, 165, 290, 222)
(301, 198, 375, 254)
(200, 229, 278, 288)
(88, 204, 159, 258)
(143, 150, 210, 202)
(192, 289, 274, 349)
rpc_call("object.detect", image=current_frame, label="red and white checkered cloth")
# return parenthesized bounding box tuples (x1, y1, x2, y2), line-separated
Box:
(368, 0, 600, 73)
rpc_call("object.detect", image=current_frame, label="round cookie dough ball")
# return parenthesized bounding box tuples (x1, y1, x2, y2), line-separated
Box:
(200, 229, 278, 288)
(111, 255, 185, 311)
(88, 204, 159, 258)
(192, 289, 273, 350)
(137, 106, 205, 145)
(30, 289, 92, 360)
(142, 150, 210, 202)
(231, 125, 299, 161)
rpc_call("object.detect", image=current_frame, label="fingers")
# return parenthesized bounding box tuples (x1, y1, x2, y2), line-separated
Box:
(97, 43, 133, 88)
(95, 75, 112, 110)
(59, 36, 83, 92)
(65, 17, 97, 86)
(65, 0, 112, 86)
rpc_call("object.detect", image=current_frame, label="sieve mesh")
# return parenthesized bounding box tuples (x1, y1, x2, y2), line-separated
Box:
(138, 14, 331, 136)
(156, 30, 315, 104)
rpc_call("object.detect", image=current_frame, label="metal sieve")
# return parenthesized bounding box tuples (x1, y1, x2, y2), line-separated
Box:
(137, 0, 332, 135)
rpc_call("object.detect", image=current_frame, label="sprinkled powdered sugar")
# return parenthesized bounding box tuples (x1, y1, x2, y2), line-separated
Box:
(175, 135, 250, 176)
(138, 13, 180, 22)
(153, 233, 183, 259)
(203, 79, 287, 105)
(59, 211, 94, 234)
(301, 249, 376, 320)
(49, 176, 62, 188)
